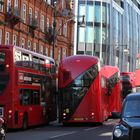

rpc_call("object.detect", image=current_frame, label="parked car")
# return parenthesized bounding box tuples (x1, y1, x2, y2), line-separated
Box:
(112, 93, 140, 140)
(0, 118, 5, 140)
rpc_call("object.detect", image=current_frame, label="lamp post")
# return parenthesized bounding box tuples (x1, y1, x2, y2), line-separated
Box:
(52, 2, 85, 59)
(52, 1, 57, 59)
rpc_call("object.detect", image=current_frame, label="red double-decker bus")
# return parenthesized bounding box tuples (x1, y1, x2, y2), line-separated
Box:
(135, 54, 140, 92)
(120, 72, 135, 99)
(0, 45, 57, 129)
(58, 55, 112, 124)
(101, 65, 122, 116)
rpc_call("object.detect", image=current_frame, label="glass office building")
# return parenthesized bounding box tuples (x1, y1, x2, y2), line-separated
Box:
(74, 0, 140, 72)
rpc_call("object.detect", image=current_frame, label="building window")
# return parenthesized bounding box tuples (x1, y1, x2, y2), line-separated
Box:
(21, 38, 25, 48)
(79, 27, 85, 43)
(79, 4, 86, 20)
(63, 23, 67, 37)
(5, 32, 10, 45)
(22, 4, 26, 23)
(50, 49, 52, 58)
(33, 43, 37, 52)
(29, 7, 32, 25)
(46, 18, 50, 31)
(59, 20, 62, 35)
(13, 34, 17, 45)
(7, 0, 11, 12)
(0, 0, 4, 12)
(40, 15, 44, 32)
(94, 2, 101, 23)
(14, 0, 18, 7)
(58, 48, 61, 62)
(62, 0, 64, 9)
(27, 40, 31, 50)
(0, 29, 2, 44)
(62, 48, 67, 59)
(47, 0, 51, 5)
(35, 11, 38, 25)
(94, 26, 101, 44)
(40, 45, 43, 54)
(45, 47, 48, 56)
(87, 4, 94, 22)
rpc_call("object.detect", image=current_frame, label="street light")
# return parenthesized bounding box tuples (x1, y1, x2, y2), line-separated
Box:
(52, 2, 85, 59)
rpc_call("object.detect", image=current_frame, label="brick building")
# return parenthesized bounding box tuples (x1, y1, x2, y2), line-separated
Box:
(0, 0, 74, 65)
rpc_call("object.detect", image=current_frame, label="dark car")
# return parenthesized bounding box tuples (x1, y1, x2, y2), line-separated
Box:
(0, 118, 5, 140)
(112, 93, 140, 140)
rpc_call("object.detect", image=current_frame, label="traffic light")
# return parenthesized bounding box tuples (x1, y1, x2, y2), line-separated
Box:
(69, 0, 74, 10)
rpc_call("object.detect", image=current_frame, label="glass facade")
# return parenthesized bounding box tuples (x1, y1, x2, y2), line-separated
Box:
(75, 0, 140, 72)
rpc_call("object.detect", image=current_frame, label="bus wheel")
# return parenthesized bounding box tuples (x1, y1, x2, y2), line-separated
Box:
(22, 114, 28, 130)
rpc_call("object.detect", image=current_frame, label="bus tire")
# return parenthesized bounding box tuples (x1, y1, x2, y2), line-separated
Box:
(22, 114, 28, 130)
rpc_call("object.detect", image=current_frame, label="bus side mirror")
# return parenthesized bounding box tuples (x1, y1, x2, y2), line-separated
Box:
(112, 112, 121, 119)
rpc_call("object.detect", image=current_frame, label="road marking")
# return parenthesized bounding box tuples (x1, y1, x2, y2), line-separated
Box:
(99, 132, 112, 136)
(49, 132, 77, 139)
(84, 127, 99, 131)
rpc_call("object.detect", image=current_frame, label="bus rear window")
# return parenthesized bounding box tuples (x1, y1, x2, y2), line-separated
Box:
(0, 52, 5, 63)
(120, 75, 130, 81)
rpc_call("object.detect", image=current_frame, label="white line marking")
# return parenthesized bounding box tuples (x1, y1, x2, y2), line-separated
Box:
(84, 127, 99, 131)
(50, 132, 77, 139)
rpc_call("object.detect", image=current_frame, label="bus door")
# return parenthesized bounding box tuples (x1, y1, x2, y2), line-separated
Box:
(20, 88, 43, 125)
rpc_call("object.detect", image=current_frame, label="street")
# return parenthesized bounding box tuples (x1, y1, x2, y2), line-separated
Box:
(6, 119, 118, 140)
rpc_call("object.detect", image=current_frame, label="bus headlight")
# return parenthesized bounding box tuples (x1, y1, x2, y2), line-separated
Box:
(114, 128, 122, 137)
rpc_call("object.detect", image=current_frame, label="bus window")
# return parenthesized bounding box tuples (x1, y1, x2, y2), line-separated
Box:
(20, 89, 40, 105)
(14, 50, 22, 62)
(20, 89, 30, 106)
(107, 73, 118, 94)
(33, 56, 39, 70)
(22, 53, 29, 61)
(40, 58, 46, 72)
(32, 90, 40, 105)
(0, 52, 6, 63)
(22, 53, 30, 67)
(0, 54, 6, 70)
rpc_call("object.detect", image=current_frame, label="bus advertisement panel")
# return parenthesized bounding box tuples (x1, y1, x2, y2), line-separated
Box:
(58, 55, 110, 124)
(0, 45, 57, 129)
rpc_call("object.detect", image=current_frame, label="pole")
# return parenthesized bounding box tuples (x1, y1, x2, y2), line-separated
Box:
(52, 2, 57, 59)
